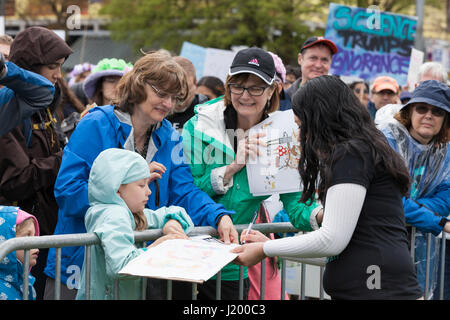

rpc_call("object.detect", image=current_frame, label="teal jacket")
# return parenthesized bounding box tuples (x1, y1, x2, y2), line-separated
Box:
(76, 148, 193, 300)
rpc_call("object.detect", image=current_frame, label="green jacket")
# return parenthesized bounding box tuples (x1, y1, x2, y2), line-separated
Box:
(182, 98, 319, 280)
(76, 148, 194, 300)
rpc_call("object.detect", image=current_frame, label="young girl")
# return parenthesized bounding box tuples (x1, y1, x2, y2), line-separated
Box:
(76, 148, 194, 300)
(0, 206, 40, 300)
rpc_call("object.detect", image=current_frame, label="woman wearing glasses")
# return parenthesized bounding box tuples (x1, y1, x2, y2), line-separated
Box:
(181, 47, 322, 299)
(378, 80, 450, 299)
(44, 51, 238, 300)
(349, 80, 369, 109)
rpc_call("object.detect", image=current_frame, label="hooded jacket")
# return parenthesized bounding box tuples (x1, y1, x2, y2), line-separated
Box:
(0, 27, 73, 237)
(45, 105, 234, 285)
(182, 98, 320, 280)
(0, 206, 36, 300)
(76, 148, 193, 300)
(381, 121, 450, 236)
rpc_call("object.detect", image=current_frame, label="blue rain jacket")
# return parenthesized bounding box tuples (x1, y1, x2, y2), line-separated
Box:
(0, 61, 54, 136)
(381, 122, 450, 236)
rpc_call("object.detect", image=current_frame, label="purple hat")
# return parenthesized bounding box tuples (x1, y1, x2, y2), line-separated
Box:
(83, 58, 133, 99)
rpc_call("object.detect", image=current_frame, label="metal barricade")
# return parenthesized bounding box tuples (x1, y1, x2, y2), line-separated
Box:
(0, 222, 298, 300)
(0, 223, 447, 300)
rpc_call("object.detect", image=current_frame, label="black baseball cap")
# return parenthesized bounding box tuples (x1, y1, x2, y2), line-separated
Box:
(229, 47, 276, 85)
(300, 36, 338, 55)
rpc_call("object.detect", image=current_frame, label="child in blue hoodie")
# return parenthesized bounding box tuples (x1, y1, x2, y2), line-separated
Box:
(0, 206, 40, 300)
(76, 148, 194, 300)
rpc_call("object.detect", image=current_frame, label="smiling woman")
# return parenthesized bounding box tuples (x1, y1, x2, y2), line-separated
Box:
(44, 50, 239, 300)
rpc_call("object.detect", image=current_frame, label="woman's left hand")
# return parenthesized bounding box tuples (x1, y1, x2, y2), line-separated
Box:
(162, 219, 188, 238)
(232, 242, 266, 267)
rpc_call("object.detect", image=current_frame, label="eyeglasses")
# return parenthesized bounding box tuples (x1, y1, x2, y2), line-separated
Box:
(413, 104, 445, 117)
(354, 88, 369, 94)
(228, 83, 269, 96)
(148, 83, 183, 103)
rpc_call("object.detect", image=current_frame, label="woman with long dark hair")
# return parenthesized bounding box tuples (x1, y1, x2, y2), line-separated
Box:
(234, 75, 423, 299)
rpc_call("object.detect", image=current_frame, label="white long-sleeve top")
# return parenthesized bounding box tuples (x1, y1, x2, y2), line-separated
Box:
(263, 183, 366, 259)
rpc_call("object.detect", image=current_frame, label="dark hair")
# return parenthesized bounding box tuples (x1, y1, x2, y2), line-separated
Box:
(92, 77, 105, 106)
(291, 75, 410, 204)
(197, 76, 225, 98)
(394, 105, 449, 144)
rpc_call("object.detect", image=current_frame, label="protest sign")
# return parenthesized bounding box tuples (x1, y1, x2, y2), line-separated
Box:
(325, 3, 418, 85)
(406, 48, 424, 91)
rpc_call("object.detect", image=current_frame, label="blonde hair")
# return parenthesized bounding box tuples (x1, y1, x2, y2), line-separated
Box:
(16, 218, 34, 236)
(114, 51, 189, 114)
(0, 34, 13, 45)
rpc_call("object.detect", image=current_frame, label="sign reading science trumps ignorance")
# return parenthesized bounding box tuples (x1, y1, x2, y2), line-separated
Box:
(325, 3, 418, 85)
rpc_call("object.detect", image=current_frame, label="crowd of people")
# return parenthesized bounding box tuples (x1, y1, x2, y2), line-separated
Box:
(0, 25, 448, 301)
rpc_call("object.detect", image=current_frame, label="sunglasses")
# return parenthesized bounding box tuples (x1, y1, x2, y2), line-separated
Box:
(413, 104, 445, 117)
(354, 88, 369, 94)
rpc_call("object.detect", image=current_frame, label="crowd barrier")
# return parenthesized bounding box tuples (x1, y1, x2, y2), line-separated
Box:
(0, 222, 446, 300)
